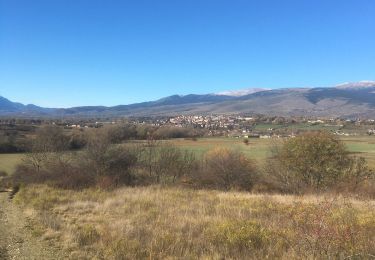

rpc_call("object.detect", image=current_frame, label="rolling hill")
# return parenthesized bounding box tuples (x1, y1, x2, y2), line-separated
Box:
(1, 81, 375, 118)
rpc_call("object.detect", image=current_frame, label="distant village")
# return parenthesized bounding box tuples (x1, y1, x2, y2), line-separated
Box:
(62, 114, 375, 138)
(2, 114, 375, 138)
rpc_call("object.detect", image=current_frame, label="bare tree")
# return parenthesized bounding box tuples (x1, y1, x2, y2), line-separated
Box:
(24, 125, 69, 172)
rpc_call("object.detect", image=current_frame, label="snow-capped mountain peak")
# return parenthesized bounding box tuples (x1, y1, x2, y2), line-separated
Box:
(215, 88, 270, 97)
(335, 81, 375, 89)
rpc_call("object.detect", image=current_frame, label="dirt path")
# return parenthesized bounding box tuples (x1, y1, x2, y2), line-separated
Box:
(0, 192, 66, 260)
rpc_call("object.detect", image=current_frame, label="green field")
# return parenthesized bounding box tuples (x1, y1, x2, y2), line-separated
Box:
(0, 153, 23, 174)
(341, 136, 375, 168)
(171, 137, 274, 160)
(170, 136, 375, 169)
(252, 123, 342, 132)
(1, 135, 375, 175)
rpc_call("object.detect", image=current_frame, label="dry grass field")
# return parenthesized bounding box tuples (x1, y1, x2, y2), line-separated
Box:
(1, 135, 374, 259)
(14, 185, 375, 259)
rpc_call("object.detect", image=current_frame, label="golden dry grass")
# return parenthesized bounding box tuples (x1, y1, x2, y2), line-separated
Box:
(15, 185, 375, 259)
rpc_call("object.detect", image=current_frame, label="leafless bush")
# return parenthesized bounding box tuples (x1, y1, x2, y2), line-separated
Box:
(12, 127, 138, 189)
(195, 147, 258, 191)
(23, 125, 70, 172)
(153, 145, 199, 184)
(69, 128, 87, 149)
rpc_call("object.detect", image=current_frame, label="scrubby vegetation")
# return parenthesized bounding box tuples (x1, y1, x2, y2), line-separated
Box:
(0, 121, 206, 155)
(13, 185, 375, 259)
(194, 147, 258, 191)
(263, 132, 375, 196)
(5, 127, 373, 197)
(1, 126, 375, 259)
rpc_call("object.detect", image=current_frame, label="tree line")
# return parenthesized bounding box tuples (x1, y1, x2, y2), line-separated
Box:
(0, 123, 205, 153)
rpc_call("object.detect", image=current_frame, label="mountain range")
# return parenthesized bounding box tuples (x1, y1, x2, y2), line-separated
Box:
(1, 81, 375, 118)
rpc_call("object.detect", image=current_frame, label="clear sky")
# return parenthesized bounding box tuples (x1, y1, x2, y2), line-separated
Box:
(1, 0, 375, 108)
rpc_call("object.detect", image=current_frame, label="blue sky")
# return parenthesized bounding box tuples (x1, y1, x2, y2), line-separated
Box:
(1, 0, 375, 108)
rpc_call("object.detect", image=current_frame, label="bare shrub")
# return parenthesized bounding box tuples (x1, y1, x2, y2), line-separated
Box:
(81, 128, 138, 187)
(12, 154, 94, 190)
(47, 160, 95, 189)
(23, 125, 70, 172)
(153, 126, 203, 139)
(137, 137, 199, 185)
(11, 127, 139, 190)
(69, 128, 87, 149)
(153, 145, 199, 184)
(196, 147, 258, 191)
(80, 129, 138, 187)
(32, 125, 70, 153)
(83, 128, 112, 176)
(11, 163, 50, 186)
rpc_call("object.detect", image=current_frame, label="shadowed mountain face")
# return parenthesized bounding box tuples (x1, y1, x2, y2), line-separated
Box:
(0, 97, 24, 112)
(1, 81, 375, 118)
